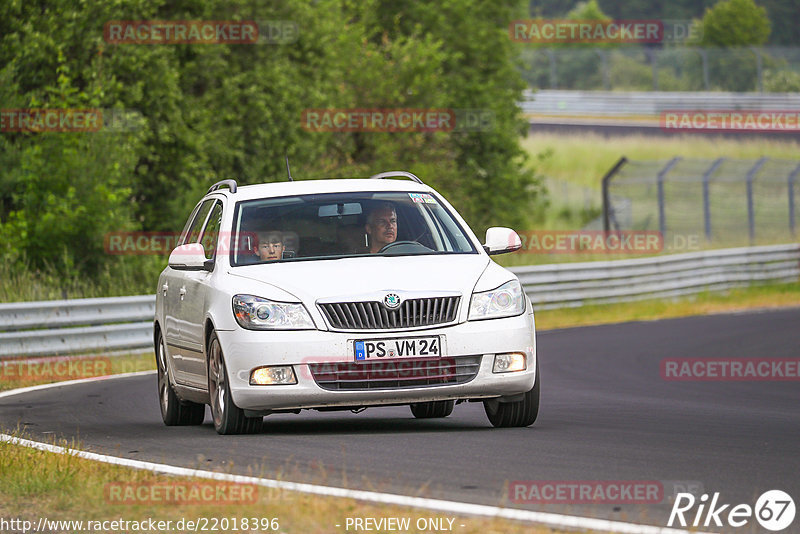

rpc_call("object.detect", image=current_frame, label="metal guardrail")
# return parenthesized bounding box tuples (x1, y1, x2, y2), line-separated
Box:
(514, 244, 800, 310)
(0, 322, 153, 358)
(0, 244, 797, 357)
(0, 295, 155, 332)
(521, 90, 800, 116)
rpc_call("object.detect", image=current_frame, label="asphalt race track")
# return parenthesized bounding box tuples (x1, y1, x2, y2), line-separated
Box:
(2, 308, 799, 532)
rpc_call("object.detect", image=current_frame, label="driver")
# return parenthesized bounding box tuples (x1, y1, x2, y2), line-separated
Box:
(365, 202, 397, 253)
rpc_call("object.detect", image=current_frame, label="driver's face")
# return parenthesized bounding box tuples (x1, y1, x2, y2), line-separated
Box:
(366, 208, 397, 252)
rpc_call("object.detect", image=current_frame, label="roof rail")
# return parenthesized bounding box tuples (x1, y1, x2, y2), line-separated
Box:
(207, 179, 238, 194)
(369, 171, 424, 184)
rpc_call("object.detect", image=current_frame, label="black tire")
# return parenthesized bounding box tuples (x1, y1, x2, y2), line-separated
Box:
(484, 359, 540, 428)
(156, 329, 205, 426)
(208, 332, 262, 435)
(410, 400, 455, 419)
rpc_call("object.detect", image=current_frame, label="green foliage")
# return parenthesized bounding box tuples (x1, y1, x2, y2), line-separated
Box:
(689, 0, 769, 94)
(565, 0, 610, 20)
(697, 0, 770, 46)
(763, 68, 800, 91)
(0, 0, 542, 292)
(606, 51, 692, 91)
(530, 0, 796, 46)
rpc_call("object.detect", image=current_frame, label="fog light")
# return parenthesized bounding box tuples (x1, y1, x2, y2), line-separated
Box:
(493, 352, 526, 373)
(250, 366, 297, 385)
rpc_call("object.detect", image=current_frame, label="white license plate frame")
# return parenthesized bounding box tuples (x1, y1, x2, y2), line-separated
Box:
(354, 336, 443, 362)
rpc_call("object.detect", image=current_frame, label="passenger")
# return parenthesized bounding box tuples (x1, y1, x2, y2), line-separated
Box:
(256, 230, 285, 261)
(364, 202, 397, 253)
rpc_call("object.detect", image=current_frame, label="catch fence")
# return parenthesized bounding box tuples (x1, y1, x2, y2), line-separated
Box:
(603, 157, 800, 246)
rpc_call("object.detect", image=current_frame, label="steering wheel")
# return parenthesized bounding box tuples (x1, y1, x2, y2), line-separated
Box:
(378, 240, 430, 253)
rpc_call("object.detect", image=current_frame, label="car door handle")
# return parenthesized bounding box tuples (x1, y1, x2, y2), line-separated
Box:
(179, 286, 187, 300)
(162, 283, 168, 296)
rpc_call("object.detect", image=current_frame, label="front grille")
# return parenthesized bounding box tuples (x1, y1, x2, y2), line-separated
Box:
(309, 356, 481, 391)
(319, 296, 460, 330)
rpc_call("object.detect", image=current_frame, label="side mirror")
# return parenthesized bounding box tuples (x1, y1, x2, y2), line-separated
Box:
(168, 243, 213, 271)
(483, 227, 522, 255)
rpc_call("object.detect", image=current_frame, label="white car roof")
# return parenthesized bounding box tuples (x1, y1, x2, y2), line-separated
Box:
(208, 177, 437, 202)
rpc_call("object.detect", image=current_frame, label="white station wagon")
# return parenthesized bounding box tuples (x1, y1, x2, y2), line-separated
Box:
(154, 171, 538, 434)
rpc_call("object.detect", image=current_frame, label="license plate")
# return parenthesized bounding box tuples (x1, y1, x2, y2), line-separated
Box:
(354, 336, 442, 362)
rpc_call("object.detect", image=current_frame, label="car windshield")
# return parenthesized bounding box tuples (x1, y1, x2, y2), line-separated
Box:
(230, 191, 477, 265)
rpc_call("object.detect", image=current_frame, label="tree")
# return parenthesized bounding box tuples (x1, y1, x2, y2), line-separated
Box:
(697, 0, 770, 47)
(0, 0, 543, 285)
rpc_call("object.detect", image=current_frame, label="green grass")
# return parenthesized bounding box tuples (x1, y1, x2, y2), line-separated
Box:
(0, 432, 568, 534)
(0, 258, 164, 302)
(0, 352, 155, 392)
(535, 281, 800, 331)
(523, 132, 800, 189)
(519, 131, 800, 254)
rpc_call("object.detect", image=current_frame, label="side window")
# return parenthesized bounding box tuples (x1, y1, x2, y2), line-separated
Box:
(181, 199, 215, 246)
(177, 204, 201, 247)
(200, 201, 224, 260)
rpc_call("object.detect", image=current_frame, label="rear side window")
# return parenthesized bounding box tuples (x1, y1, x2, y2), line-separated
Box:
(179, 199, 215, 246)
(199, 201, 224, 260)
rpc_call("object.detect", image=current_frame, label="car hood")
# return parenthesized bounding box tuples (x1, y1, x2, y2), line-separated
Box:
(227, 254, 490, 303)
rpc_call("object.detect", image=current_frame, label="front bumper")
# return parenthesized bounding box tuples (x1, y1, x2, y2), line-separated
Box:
(216, 311, 536, 412)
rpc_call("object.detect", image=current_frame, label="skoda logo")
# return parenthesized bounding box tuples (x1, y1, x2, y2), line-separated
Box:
(384, 293, 401, 309)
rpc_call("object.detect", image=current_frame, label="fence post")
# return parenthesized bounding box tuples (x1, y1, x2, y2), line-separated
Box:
(657, 157, 681, 237)
(547, 49, 557, 89)
(752, 47, 763, 93)
(596, 49, 610, 90)
(789, 163, 800, 238)
(700, 48, 710, 90)
(647, 49, 659, 90)
(746, 157, 767, 243)
(702, 158, 725, 242)
(602, 156, 628, 233)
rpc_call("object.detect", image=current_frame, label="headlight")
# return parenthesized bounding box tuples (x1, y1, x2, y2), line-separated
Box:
(232, 294, 315, 330)
(468, 280, 525, 321)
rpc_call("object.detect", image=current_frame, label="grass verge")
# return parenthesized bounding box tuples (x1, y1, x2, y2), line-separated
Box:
(522, 131, 800, 189)
(0, 351, 155, 393)
(0, 259, 163, 303)
(535, 281, 800, 331)
(0, 432, 571, 534)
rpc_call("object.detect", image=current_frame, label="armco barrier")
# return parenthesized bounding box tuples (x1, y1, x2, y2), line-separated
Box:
(0, 244, 797, 357)
(515, 244, 799, 310)
(520, 90, 800, 116)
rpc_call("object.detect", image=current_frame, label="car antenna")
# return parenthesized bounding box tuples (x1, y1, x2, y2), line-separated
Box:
(285, 155, 293, 182)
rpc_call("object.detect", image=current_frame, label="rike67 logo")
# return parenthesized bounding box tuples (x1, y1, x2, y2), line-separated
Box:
(668, 490, 795, 531)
